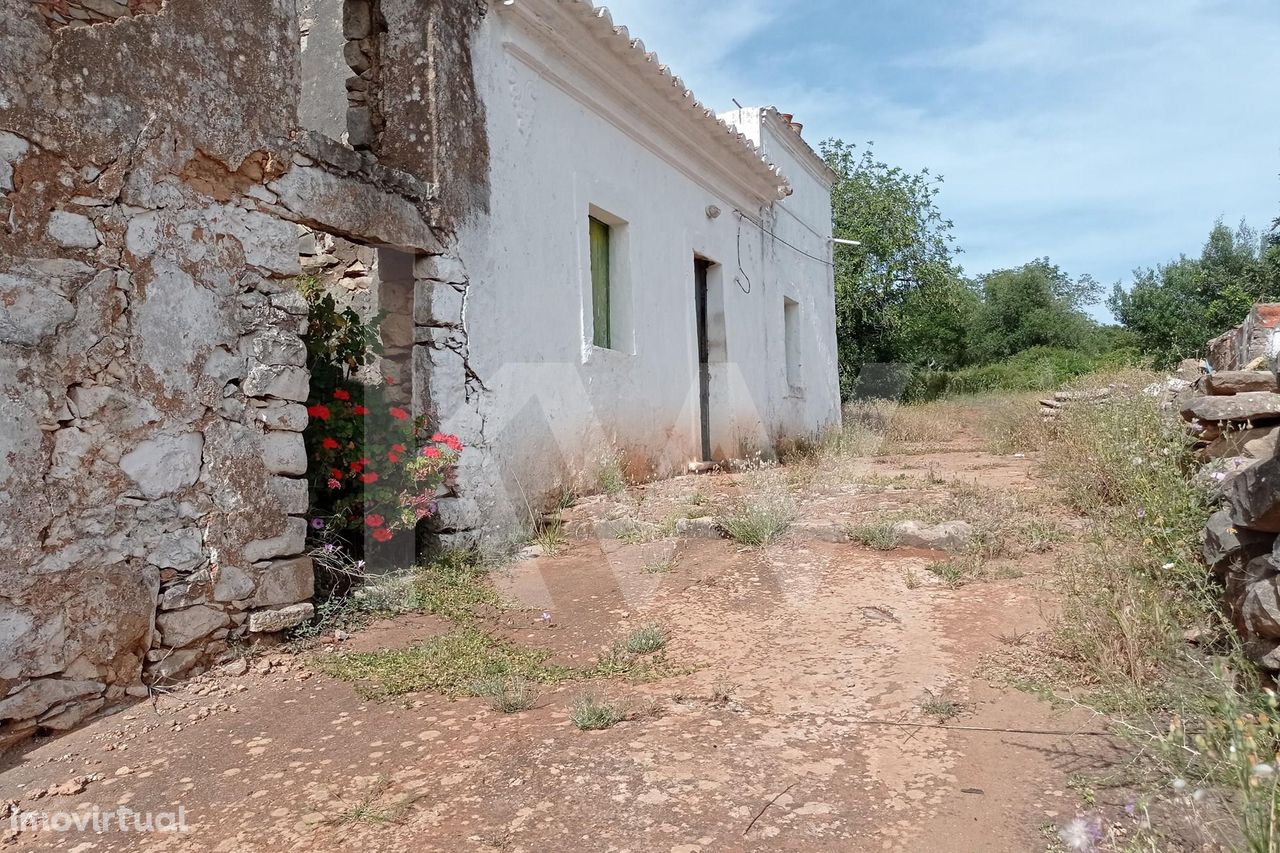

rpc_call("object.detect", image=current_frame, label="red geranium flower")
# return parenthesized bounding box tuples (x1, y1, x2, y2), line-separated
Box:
(392, 443, 406, 453)
(364, 513, 385, 528)
(385, 376, 397, 385)
(387, 451, 400, 463)
(389, 407, 409, 421)
(422, 446, 441, 459)
(321, 437, 340, 450)
(360, 472, 379, 484)
(442, 435, 463, 452)
(330, 467, 344, 480)
(431, 432, 446, 443)
(353, 405, 369, 416)
(307, 404, 331, 421)
(372, 527, 394, 542)
(332, 389, 351, 401)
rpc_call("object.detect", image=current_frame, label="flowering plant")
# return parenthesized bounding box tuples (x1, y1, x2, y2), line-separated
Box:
(305, 384, 462, 541)
(298, 273, 462, 544)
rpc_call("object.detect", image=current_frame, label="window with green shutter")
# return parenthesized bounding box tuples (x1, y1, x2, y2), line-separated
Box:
(589, 216, 611, 349)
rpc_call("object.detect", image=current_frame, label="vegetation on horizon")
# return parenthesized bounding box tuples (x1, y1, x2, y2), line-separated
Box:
(822, 138, 1280, 400)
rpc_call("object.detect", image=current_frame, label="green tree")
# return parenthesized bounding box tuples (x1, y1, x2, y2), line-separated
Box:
(1109, 221, 1280, 367)
(821, 139, 968, 395)
(968, 259, 1101, 363)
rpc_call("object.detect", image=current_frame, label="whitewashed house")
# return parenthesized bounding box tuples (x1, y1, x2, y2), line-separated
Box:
(435, 0, 843, 535)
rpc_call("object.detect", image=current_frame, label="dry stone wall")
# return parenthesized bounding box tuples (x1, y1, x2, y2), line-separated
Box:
(1185, 305, 1280, 670)
(0, 0, 483, 747)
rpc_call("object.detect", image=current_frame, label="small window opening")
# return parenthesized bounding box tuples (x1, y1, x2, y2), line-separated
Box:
(783, 296, 802, 392)
(589, 216, 611, 349)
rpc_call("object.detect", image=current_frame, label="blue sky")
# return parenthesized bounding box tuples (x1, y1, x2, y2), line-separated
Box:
(602, 0, 1280, 320)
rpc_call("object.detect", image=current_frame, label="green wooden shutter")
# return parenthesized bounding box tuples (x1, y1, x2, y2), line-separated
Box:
(589, 216, 610, 349)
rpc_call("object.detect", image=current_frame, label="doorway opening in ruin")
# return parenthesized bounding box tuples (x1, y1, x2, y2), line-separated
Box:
(295, 228, 421, 588)
(693, 257, 726, 462)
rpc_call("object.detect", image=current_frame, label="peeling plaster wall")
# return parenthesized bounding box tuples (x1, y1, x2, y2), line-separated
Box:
(379, 0, 490, 231)
(0, 0, 452, 746)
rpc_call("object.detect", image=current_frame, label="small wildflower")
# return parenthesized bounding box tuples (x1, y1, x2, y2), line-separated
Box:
(1172, 777, 1188, 792)
(1161, 562, 1176, 570)
(310, 518, 325, 530)
(326, 478, 341, 490)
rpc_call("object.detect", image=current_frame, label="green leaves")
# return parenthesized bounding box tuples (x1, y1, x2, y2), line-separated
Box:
(1108, 220, 1280, 367)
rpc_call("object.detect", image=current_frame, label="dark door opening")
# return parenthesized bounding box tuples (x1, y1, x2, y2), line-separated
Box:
(694, 258, 712, 462)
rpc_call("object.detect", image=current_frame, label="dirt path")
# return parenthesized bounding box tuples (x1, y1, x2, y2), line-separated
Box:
(1, 416, 1125, 851)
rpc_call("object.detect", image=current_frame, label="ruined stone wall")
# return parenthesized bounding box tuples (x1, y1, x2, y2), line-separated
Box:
(1183, 307, 1280, 671)
(0, 0, 463, 746)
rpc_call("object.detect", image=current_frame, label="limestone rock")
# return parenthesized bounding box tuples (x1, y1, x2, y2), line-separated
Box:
(1227, 456, 1280, 533)
(252, 402, 309, 432)
(156, 605, 229, 649)
(0, 679, 103, 722)
(268, 476, 308, 515)
(262, 430, 307, 475)
(242, 363, 310, 401)
(47, 211, 99, 249)
(248, 603, 314, 633)
(414, 254, 467, 284)
(1180, 392, 1280, 424)
(1203, 426, 1280, 461)
(421, 497, 477, 533)
(119, 432, 204, 499)
(1202, 508, 1275, 571)
(1206, 371, 1279, 395)
(212, 565, 255, 603)
(157, 569, 212, 610)
(147, 528, 204, 571)
(891, 520, 974, 551)
(1244, 577, 1280, 638)
(251, 328, 307, 367)
(243, 517, 307, 562)
(239, 557, 314, 608)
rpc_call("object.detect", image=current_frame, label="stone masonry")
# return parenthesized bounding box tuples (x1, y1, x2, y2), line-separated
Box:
(0, 0, 488, 747)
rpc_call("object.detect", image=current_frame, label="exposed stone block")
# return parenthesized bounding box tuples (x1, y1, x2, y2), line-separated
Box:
(1244, 576, 1280, 639)
(1180, 392, 1280, 424)
(243, 517, 307, 562)
(413, 253, 467, 285)
(252, 328, 307, 366)
(1202, 507, 1275, 570)
(243, 363, 310, 401)
(269, 476, 309, 514)
(47, 210, 99, 249)
(263, 430, 307, 475)
(147, 528, 204, 571)
(156, 605, 229, 649)
(1206, 371, 1279, 395)
(213, 565, 255, 604)
(252, 401, 309, 431)
(342, 0, 371, 38)
(414, 280, 465, 326)
(1227, 456, 1280, 533)
(891, 520, 974, 551)
(239, 556, 314, 608)
(157, 569, 213, 610)
(0, 679, 104, 723)
(422, 497, 478, 532)
(248, 602, 314, 633)
(119, 432, 204, 499)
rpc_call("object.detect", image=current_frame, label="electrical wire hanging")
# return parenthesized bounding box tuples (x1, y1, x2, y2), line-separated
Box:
(734, 208, 835, 268)
(733, 213, 752, 294)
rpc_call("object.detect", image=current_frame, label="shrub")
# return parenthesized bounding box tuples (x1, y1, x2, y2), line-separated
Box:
(623, 624, 668, 654)
(570, 695, 624, 730)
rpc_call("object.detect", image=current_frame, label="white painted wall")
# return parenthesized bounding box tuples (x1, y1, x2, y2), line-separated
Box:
(446, 7, 841, 535)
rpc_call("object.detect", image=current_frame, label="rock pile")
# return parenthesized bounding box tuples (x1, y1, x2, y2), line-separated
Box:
(1185, 305, 1280, 670)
